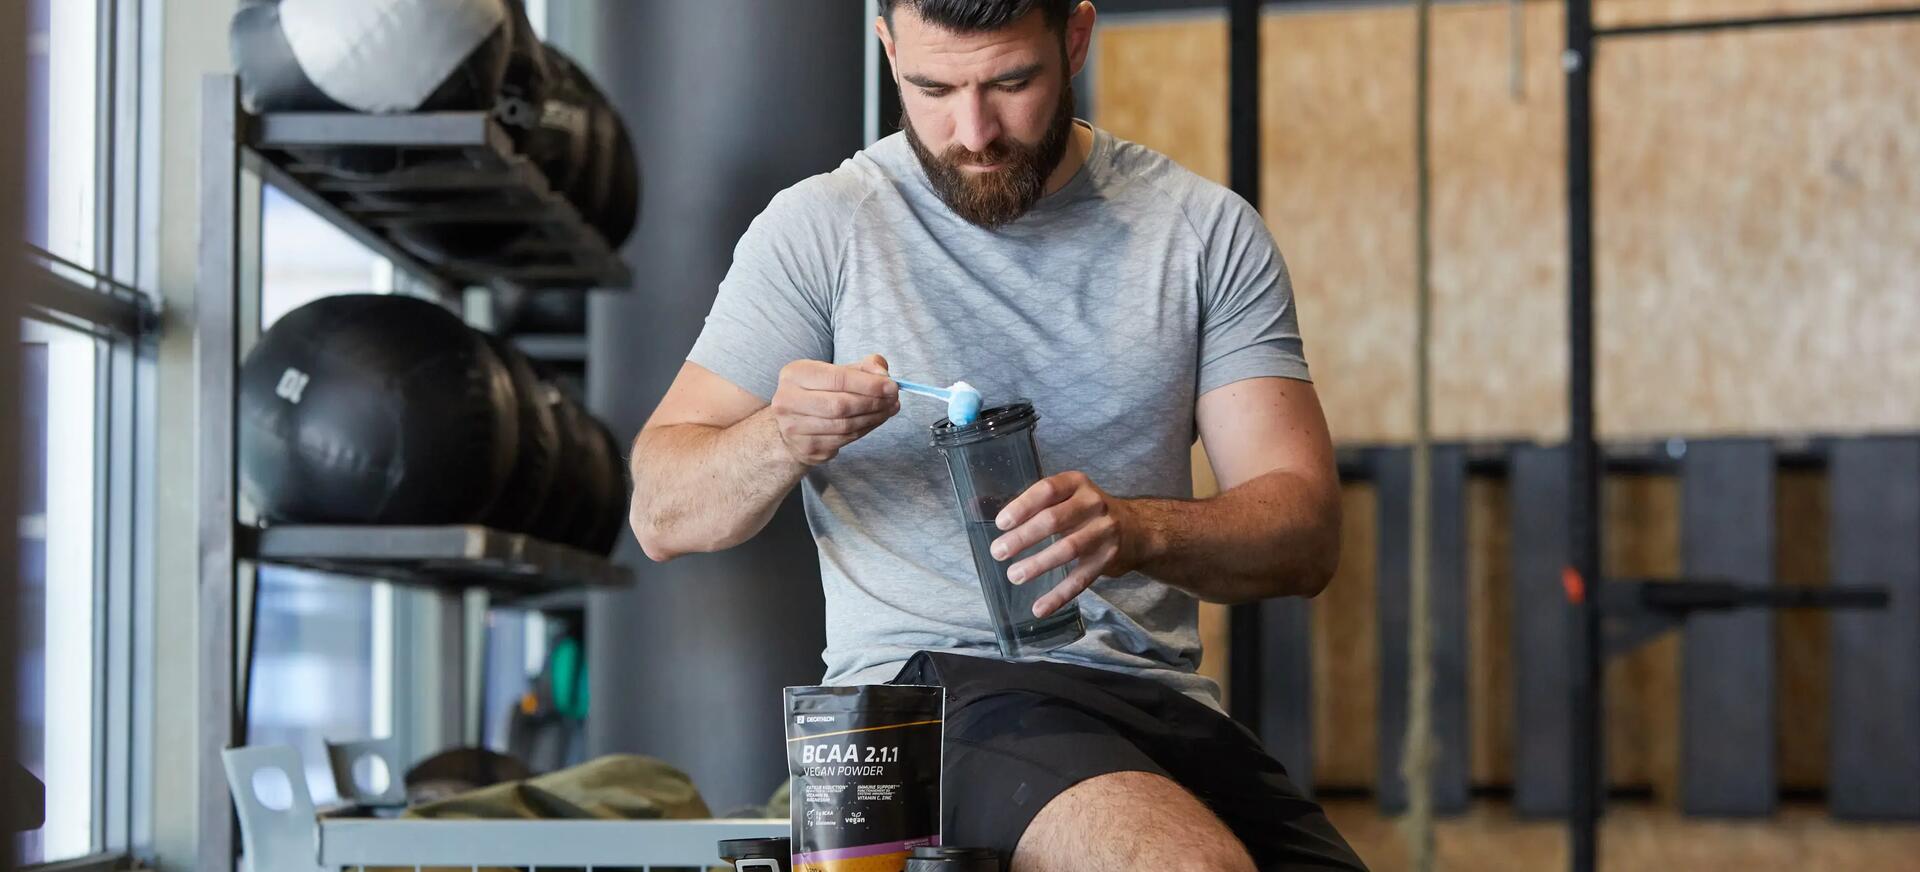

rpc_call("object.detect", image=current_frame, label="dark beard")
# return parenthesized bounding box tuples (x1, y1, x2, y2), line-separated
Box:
(903, 80, 1076, 229)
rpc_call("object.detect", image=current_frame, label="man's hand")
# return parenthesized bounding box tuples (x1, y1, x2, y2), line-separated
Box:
(770, 354, 901, 465)
(988, 471, 1148, 619)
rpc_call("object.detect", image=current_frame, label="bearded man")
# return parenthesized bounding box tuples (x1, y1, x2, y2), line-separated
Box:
(628, 2, 1364, 869)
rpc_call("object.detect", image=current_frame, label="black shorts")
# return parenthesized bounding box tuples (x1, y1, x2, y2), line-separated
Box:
(890, 651, 1366, 871)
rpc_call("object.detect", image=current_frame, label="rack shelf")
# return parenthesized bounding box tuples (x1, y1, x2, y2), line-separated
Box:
(243, 110, 632, 297)
(242, 524, 631, 601)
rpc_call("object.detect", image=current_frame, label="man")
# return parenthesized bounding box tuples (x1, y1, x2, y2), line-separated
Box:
(630, 1, 1364, 869)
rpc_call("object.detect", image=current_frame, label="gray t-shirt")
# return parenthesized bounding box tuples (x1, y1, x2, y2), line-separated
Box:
(686, 123, 1309, 706)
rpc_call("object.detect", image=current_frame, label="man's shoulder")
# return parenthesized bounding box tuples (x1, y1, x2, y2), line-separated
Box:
(760, 139, 902, 224)
(1098, 131, 1260, 232)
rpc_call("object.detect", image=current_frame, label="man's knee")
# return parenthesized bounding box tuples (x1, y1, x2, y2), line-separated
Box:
(1013, 770, 1254, 872)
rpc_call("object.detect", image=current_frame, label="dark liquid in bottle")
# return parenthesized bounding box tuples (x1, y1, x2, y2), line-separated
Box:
(964, 499, 1084, 654)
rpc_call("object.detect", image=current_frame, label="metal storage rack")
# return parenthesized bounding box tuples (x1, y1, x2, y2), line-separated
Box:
(197, 72, 639, 868)
(226, 745, 786, 872)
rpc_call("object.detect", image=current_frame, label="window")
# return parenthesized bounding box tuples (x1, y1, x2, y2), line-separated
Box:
(16, 322, 102, 866)
(25, 0, 98, 270)
(17, 0, 124, 865)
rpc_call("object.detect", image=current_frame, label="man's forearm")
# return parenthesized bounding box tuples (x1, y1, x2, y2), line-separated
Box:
(1123, 469, 1341, 603)
(628, 407, 806, 561)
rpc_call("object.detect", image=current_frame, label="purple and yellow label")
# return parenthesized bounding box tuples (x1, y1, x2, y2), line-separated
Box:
(792, 835, 939, 872)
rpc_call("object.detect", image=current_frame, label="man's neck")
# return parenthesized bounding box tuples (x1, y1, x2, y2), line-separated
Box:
(1042, 121, 1095, 197)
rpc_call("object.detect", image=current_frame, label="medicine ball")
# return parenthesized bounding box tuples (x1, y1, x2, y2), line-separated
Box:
(396, 42, 641, 270)
(230, 0, 514, 115)
(479, 334, 561, 534)
(553, 396, 618, 553)
(240, 294, 518, 525)
(380, 0, 550, 262)
(585, 416, 630, 555)
(535, 49, 642, 250)
(525, 387, 590, 546)
(231, 0, 517, 178)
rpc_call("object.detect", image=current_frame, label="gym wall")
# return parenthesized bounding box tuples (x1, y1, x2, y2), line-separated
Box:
(1110, 0, 1914, 801)
(582, 0, 865, 813)
(1095, 0, 1920, 443)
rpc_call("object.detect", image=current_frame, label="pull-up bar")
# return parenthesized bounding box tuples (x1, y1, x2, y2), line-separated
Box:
(1597, 5, 1920, 39)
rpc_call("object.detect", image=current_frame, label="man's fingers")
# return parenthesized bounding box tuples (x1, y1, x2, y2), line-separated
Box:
(785, 409, 897, 437)
(1008, 522, 1109, 584)
(787, 359, 897, 398)
(1030, 546, 1111, 618)
(787, 387, 897, 419)
(992, 479, 1101, 560)
(992, 471, 1086, 531)
(855, 353, 891, 376)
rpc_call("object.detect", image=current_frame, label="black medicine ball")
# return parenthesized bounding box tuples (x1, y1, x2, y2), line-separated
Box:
(241, 294, 518, 526)
(480, 333, 562, 534)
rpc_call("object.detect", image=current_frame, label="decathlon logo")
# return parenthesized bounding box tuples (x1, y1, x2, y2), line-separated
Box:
(275, 368, 311, 404)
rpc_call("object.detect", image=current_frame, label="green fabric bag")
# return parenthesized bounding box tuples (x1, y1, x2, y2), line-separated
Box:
(380, 753, 711, 872)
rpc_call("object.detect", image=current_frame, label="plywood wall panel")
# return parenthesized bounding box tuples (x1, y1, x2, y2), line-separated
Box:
(1096, 5, 1920, 443)
(1468, 477, 1515, 786)
(1595, 0, 1920, 29)
(1315, 482, 1382, 788)
(1602, 474, 1684, 799)
(1192, 443, 1232, 695)
(1775, 469, 1831, 791)
(1592, 22, 1920, 439)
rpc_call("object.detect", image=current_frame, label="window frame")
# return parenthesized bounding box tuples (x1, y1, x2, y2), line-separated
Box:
(18, 0, 153, 868)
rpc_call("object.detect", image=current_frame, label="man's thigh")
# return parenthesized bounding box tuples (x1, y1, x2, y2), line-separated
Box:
(939, 696, 1365, 871)
(1013, 770, 1253, 872)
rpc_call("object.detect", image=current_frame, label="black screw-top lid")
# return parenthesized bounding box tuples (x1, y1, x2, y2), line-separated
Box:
(717, 836, 790, 861)
(929, 401, 1038, 448)
(905, 845, 1002, 872)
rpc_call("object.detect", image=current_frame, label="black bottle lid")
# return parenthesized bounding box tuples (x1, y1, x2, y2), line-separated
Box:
(929, 401, 1038, 448)
(718, 835, 790, 862)
(905, 845, 1002, 872)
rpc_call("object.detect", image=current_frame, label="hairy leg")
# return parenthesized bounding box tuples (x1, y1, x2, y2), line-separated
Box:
(1011, 770, 1256, 872)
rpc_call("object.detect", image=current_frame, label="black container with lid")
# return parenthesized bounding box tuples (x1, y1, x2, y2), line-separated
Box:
(717, 836, 791, 872)
(905, 845, 1002, 872)
(927, 401, 1087, 657)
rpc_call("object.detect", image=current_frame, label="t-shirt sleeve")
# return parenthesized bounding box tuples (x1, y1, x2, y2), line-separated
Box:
(1196, 195, 1311, 395)
(685, 180, 859, 401)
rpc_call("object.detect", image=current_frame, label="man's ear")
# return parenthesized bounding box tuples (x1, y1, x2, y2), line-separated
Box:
(1065, 1, 1097, 78)
(875, 16, 900, 82)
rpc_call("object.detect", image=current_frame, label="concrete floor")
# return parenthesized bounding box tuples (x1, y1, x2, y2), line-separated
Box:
(1322, 800, 1920, 872)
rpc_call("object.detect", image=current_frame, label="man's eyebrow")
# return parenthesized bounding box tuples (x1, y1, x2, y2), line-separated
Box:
(986, 63, 1043, 84)
(902, 62, 1045, 90)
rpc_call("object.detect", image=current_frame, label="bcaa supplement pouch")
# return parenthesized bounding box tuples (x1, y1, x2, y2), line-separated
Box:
(784, 685, 944, 872)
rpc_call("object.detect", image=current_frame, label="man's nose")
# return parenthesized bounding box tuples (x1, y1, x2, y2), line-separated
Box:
(952, 91, 1001, 155)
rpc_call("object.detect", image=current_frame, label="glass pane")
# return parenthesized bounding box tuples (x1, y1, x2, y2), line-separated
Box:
(261, 184, 393, 328)
(481, 610, 547, 753)
(246, 569, 377, 804)
(16, 321, 100, 864)
(24, 0, 98, 268)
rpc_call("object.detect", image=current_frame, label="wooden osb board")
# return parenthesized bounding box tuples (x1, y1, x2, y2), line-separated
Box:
(1095, 5, 1920, 443)
(1595, 0, 1920, 29)
(1314, 482, 1381, 788)
(1191, 443, 1232, 696)
(1775, 469, 1830, 792)
(1323, 798, 1920, 872)
(1602, 474, 1684, 800)
(1592, 19, 1920, 439)
(1468, 477, 1514, 787)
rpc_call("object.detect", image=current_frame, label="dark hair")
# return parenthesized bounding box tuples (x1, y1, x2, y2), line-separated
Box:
(878, 0, 1074, 36)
